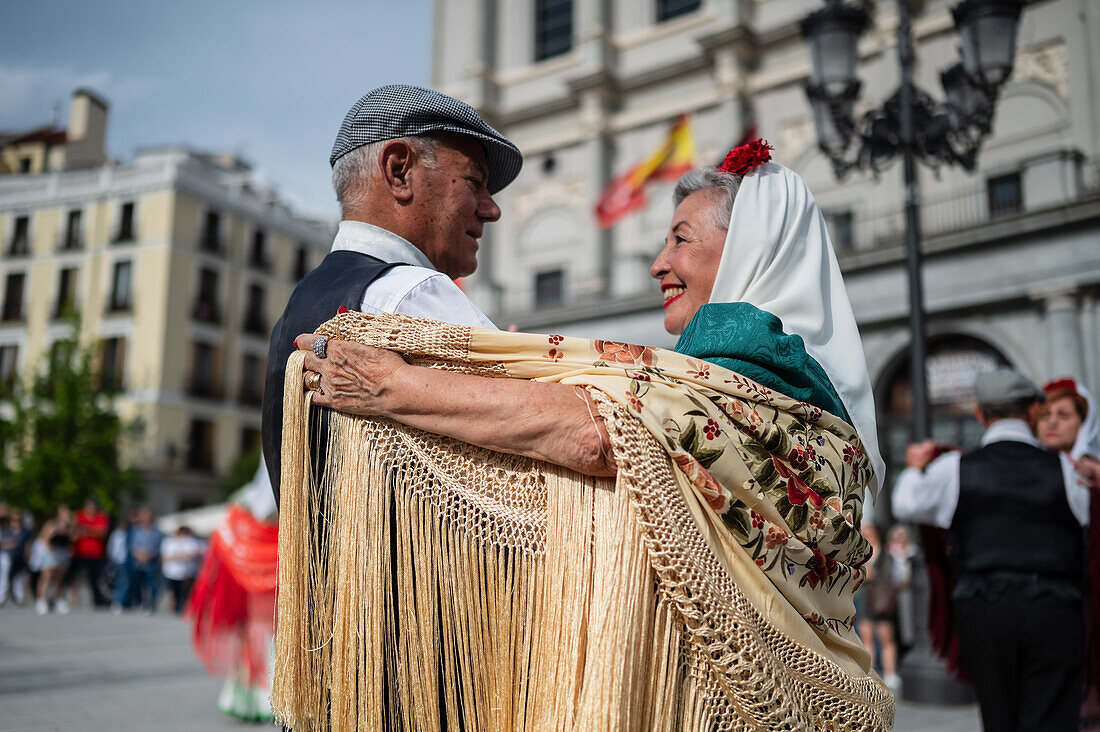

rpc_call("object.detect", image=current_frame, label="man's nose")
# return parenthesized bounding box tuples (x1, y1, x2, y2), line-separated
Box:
(479, 192, 501, 222)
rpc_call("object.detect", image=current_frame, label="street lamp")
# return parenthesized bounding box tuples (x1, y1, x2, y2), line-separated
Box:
(801, 0, 1024, 704)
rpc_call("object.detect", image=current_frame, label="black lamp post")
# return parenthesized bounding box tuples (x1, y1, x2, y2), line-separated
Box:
(801, 0, 1024, 703)
(801, 0, 1023, 440)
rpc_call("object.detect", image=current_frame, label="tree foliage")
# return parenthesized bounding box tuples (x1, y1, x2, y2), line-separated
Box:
(0, 323, 143, 520)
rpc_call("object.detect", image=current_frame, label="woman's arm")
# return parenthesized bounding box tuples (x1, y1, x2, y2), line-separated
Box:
(295, 334, 616, 477)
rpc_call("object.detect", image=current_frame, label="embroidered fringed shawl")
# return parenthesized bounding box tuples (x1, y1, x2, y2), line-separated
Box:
(272, 312, 894, 731)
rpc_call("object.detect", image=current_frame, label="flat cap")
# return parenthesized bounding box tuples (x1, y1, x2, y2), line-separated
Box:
(330, 84, 523, 194)
(973, 368, 1042, 407)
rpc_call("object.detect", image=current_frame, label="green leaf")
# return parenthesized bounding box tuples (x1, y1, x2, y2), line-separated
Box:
(684, 409, 708, 417)
(785, 503, 808, 530)
(678, 419, 698, 453)
(723, 508, 751, 538)
(692, 445, 725, 469)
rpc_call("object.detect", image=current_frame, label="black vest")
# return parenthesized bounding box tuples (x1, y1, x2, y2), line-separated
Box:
(951, 440, 1083, 582)
(261, 250, 398, 504)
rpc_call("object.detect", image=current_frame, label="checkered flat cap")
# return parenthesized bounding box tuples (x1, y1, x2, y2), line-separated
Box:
(330, 84, 522, 194)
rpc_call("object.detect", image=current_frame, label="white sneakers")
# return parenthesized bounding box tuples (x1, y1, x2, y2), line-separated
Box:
(883, 672, 902, 692)
(33, 598, 72, 615)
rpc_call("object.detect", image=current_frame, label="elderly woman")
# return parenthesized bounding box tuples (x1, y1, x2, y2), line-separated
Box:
(278, 144, 892, 729)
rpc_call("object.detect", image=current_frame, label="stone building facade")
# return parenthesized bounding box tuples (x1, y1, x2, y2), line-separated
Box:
(433, 0, 1100, 506)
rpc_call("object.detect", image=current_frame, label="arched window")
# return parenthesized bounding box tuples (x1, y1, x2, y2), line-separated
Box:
(876, 335, 1011, 503)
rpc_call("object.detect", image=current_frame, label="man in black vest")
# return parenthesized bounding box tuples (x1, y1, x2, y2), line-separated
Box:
(261, 85, 522, 503)
(894, 368, 1089, 731)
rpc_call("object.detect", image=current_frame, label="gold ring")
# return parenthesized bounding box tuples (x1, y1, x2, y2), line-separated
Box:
(306, 371, 321, 391)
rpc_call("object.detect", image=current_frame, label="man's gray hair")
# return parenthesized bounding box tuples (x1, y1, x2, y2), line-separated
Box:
(332, 135, 443, 214)
(672, 167, 741, 230)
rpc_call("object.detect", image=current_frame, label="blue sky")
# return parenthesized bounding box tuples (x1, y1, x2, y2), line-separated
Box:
(1, 0, 432, 219)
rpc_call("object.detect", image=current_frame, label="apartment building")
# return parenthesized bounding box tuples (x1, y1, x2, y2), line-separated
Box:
(0, 91, 332, 511)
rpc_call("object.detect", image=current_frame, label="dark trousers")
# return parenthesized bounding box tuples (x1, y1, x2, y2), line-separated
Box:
(64, 556, 108, 607)
(166, 577, 193, 614)
(955, 589, 1084, 732)
(129, 564, 160, 612)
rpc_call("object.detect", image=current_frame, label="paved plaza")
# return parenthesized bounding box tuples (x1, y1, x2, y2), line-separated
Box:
(0, 603, 981, 731)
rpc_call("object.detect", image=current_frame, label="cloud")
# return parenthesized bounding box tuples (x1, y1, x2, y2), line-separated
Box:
(0, 62, 157, 130)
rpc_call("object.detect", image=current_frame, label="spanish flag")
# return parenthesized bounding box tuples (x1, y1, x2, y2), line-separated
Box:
(595, 115, 695, 229)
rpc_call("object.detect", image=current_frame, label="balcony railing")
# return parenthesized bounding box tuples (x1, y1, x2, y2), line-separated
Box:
(106, 297, 132, 313)
(57, 232, 83, 251)
(198, 233, 223, 254)
(242, 315, 269, 336)
(192, 301, 221, 324)
(238, 385, 263, 406)
(188, 378, 222, 400)
(5, 236, 29, 257)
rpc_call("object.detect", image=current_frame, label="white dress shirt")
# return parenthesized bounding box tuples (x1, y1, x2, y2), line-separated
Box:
(330, 221, 497, 329)
(892, 418, 1090, 528)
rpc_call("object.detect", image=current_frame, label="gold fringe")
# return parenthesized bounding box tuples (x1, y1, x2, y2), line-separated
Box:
(272, 335, 893, 730)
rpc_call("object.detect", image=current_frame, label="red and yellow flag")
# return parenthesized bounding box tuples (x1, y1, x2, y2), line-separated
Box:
(595, 115, 695, 229)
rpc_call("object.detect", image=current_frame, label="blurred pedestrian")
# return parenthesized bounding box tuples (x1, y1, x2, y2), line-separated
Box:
(886, 524, 917, 650)
(0, 505, 19, 606)
(30, 505, 74, 615)
(108, 512, 134, 611)
(4, 507, 33, 606)
(127, 508, 162, 613)
(161, 526, 205, 614)
(64, 498, 111, 609)
(854, 523, 900, 691)
(894, 369, 1088, 731)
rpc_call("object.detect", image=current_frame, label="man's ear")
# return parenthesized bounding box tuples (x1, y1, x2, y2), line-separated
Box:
(1026, 400, 1041, 429)
(974, 406, 989, 428)
(380, 140, 415, 202)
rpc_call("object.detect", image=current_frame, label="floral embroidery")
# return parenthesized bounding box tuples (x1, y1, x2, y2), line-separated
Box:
(595, 340, 656, 366)
(686, 359, 711, 380)
(517, 329, 873, 636)
(703, 419, 720, 440)
(672, 452, 731, 513)
(766, 525, 789, 549)
(804, 547, 839, 590)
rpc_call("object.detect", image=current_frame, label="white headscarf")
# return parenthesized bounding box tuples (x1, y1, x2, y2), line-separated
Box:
(1067, 381, 1099, 462)
(708, 162, 886, 496)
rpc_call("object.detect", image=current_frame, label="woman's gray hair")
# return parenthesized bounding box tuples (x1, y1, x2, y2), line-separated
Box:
(672, 166, 741, 230)
(332, 135, 442, 214)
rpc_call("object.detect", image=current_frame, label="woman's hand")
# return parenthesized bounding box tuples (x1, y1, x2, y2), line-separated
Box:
(1072, 455, 1100, 491)
(295, 333, 408, 417)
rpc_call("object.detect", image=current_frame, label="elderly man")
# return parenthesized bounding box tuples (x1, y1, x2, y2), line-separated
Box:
(894, 368, 1088, 732)
(262, 85, 522, 500)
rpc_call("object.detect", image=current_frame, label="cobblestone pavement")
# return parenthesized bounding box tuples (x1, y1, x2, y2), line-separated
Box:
(0, 603, 981, 731)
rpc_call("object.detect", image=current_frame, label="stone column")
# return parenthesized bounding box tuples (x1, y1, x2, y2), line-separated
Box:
(1042, 290, 1086, 380)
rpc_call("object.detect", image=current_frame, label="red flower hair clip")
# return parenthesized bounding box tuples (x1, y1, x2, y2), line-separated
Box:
(1043, 377, 1079, 395)
(718, 138, 773, 176)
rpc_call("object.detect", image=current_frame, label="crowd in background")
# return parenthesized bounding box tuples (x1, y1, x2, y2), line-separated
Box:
(0, 499, 206, 616)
